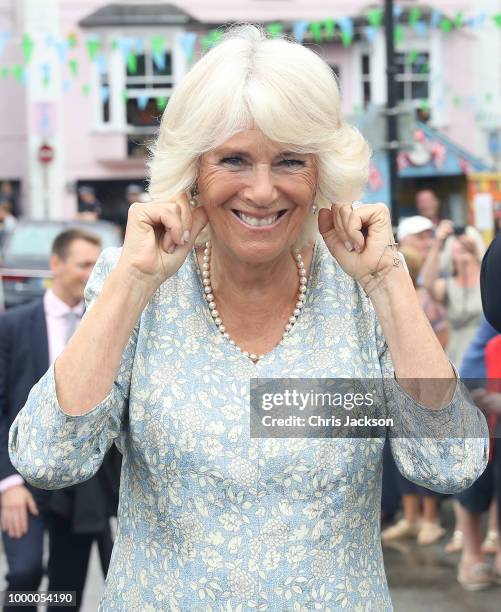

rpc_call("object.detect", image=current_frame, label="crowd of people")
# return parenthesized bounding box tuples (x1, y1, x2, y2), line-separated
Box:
(381, 187, 501, 592)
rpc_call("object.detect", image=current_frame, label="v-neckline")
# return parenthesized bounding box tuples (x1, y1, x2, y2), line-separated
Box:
(191, 240, 319, 368)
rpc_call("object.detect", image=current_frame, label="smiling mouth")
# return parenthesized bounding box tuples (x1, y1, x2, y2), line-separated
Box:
(231, 209, 288, 227)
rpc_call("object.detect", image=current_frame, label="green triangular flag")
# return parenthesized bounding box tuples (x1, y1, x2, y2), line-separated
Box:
(266, 23, 283, 38)
(86, 38, 100, 62)
(440, 19, 453, 33)
(12, 65, 23, 83)
(406, 51, 418, 65)
(409, 8, 422, 26)
(68, 58, 78, 77)
(127, 51, 137, 74)
(309, 22, 323, 43)
(156, 96, 168, 111)
(151, 35, 166, 57)
(420, 100, 430, 112)
(455, 12, 464, 28)
(323, 19, 336, 40)
(340, 31, 353, 47)
(82, 83, 90, 96)
(21, 33, 35, 63)
(394, 25, 404, 45)
(494, 14, 501, 28)
(367, 8, 383, 28)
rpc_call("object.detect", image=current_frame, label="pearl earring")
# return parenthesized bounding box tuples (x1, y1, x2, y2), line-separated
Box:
(311, 205, 318, 215)
(189, 197, 198, 208)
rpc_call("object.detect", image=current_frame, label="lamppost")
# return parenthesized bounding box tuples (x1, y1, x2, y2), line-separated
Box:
(384, 0, 400, 226)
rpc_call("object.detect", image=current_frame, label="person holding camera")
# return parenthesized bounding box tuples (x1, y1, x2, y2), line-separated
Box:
(421, 220, 484, 368)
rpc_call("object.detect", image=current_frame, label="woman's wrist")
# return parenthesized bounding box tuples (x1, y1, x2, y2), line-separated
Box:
(107, 265, 158, 310)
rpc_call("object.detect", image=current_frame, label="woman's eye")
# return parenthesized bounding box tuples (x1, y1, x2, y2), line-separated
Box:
(279, 159, 305, 168)
(220, 157, 244, 166)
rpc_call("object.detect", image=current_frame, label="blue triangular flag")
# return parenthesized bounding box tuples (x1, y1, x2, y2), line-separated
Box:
(292, 20, 309, 43)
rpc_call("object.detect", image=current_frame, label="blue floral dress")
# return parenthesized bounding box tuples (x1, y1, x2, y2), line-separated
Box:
(9, 239, 488, 611)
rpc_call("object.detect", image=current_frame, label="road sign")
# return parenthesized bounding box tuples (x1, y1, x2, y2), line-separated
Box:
(38, 142, 54, 164)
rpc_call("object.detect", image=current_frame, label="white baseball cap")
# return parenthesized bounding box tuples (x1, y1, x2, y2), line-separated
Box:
(397, 216, 434, 241)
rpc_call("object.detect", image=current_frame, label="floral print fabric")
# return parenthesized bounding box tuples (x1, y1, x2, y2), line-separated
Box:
(9, 240, 488, 611)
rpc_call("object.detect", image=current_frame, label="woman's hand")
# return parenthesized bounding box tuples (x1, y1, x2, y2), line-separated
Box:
(117, 194, 208, 290)
(435, 219, 454, 245)
(318, 202, 398, 287)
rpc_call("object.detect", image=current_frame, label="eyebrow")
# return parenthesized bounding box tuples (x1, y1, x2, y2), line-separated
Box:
(214, 148, 307, 158)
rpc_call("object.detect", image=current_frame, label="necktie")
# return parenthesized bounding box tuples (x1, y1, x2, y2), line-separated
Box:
(64, 310, 79, 344)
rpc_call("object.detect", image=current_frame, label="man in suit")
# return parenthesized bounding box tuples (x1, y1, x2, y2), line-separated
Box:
(0, 229, 121, 611)
(481, 233, 501, 333)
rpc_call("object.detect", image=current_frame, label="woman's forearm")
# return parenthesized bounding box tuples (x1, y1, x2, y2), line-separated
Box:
(55, 267, 154, 415)
(420, 242, 442, 292)
(368, 266, 455, 409)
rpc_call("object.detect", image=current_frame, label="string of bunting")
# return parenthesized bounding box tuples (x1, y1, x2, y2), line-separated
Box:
(0, 7, 498, 114)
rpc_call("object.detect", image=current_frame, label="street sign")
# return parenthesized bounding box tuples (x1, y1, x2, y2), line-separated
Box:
(38, 142, 54, 164)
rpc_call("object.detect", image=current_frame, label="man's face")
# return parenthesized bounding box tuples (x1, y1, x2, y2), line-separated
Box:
(416, 190, 440, 221)
(50, 239, 100, 303)
(400, 229, 434, 258)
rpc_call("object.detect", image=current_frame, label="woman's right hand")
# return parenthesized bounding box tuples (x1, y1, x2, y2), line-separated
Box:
(117, 194, 209, 290)
(435, 219, 454, 244)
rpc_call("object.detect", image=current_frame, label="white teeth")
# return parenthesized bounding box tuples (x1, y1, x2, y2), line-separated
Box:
(235, 211, 279, 227)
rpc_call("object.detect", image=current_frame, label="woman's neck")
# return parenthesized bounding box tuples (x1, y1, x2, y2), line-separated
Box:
(195, 239, 315, 348)
(454, 260, 480, 286)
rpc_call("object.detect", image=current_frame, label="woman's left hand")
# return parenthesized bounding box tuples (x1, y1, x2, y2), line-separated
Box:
(318, 202, 397, 285)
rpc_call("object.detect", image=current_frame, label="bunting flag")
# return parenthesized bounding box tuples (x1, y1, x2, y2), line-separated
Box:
(151, 35, 167, 70)
(367, 8, 383, 28)
(137, 93, 149, 110)
(86, 37, 100, 62)
(21, 33, 35, 63)
(292, 20, 308, 43)
(127, 50, 137, 74)
(180, 32, 196, 62)
(0, 31, 11, 57)
(68, 58, 78, 77)
(67, 32, 78, 48)
(265, 23, 283, 38)
(156, 96, 168, 111)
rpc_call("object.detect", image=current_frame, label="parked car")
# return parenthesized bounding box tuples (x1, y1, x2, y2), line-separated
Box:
(0, 220, 122, 309)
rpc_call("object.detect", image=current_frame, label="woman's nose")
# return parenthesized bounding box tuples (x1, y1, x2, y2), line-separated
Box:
(241, 164, 278, 206)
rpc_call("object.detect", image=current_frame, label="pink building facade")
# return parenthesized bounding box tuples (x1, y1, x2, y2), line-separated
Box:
(0, 0, 499, 222)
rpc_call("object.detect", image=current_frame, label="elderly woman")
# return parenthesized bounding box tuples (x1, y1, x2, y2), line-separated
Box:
(9, 26, 487, 610)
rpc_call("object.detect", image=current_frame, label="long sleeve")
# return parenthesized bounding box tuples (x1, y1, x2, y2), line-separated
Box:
(375, 321, 489, 494)
(8, 247, 138, 490)
(0, 313, 16, 481)
(481, 234, 501, 333)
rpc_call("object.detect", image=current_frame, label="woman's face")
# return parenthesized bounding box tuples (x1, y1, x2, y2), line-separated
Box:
(451, 236, 478, 266)
(197, 129, 318, 263)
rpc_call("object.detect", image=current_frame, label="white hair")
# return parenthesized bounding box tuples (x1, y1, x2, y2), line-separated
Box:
(148, 24, 371, 247)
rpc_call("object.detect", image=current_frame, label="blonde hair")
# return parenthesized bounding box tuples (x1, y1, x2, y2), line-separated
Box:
(148, 24, 371, 247)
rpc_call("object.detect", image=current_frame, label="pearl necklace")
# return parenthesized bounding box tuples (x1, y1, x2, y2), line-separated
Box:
(201, 241, 307, 363)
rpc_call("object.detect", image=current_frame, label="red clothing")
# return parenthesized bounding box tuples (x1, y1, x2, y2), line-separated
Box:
(485, 335, 501, 461)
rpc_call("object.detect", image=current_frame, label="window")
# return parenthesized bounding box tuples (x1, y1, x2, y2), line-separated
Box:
(125, 50, 173, 130)
(361, 54, 371, 107)
(395, 52, 430, 104)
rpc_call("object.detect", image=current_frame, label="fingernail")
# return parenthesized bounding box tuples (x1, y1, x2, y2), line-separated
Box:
(344, 241, 353, 252)
(168, 244, 176, 254)
(183, 230, 190, 243)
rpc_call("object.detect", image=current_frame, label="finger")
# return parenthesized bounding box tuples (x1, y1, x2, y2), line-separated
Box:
(339, 205, 365, 252)
(15, 507, 27, 538)
(27, 494, 38, 516)
(332, 204, 355, 252)
(318, 207, 334, 237)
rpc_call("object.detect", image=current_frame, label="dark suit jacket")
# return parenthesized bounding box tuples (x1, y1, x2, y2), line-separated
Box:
(481, 234, 501, 333)
(0, 298, 121, 533)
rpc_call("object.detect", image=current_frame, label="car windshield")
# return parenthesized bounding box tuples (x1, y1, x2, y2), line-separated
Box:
(4, 224, 120, 259)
